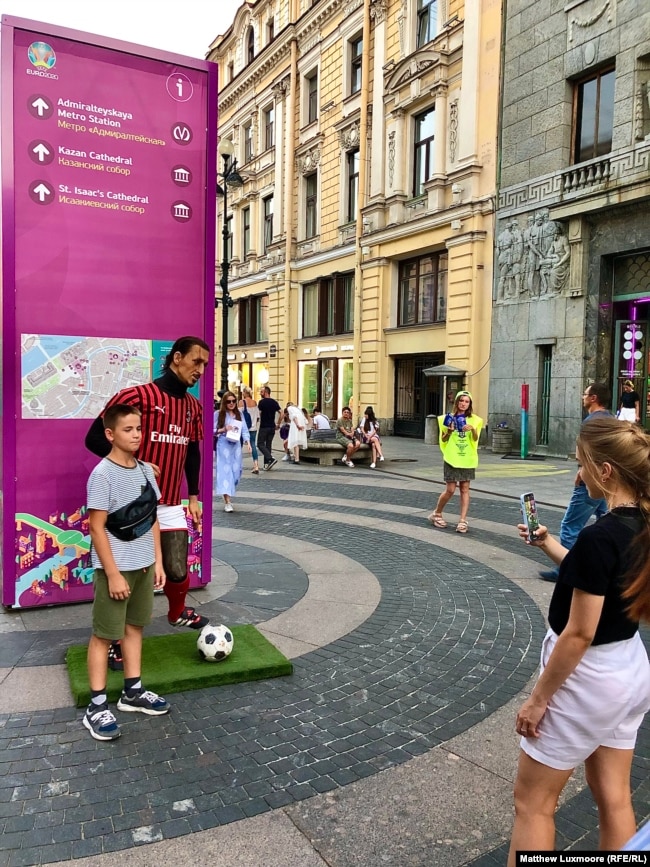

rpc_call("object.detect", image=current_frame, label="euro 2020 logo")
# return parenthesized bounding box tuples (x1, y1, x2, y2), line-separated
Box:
(28, 42, 57, 70)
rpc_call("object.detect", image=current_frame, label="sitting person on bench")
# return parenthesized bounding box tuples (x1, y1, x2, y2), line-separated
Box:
(336, 407, 361, 468)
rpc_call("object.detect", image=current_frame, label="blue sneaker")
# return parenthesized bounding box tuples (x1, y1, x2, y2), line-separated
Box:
(83, 704, 121, 741)
(117, 689, 170, 716)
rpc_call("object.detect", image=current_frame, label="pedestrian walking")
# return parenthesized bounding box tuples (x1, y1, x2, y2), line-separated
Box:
(287, 403, 308, 464)
(539, 383, 613, 582)
(239, 386, 260, 473)
(359, 406, 384, 468)
(428, 390, 482, 533)
(508, 416, 650, 864)
(279, 406, 291, 461)
(257, 386, 281, 470)
(214, 390, 251, 512)
(618, 380, 641, 423)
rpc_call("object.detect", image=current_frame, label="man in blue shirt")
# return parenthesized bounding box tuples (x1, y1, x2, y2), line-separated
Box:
(540, 382, 613, 582)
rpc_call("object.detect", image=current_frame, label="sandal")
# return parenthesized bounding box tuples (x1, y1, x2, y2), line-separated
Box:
(455, 520, 469, 534)
(428, 511, 447, 529)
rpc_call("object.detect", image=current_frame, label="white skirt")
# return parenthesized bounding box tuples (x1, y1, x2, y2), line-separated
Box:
(521, 628, 650, 770)
(618, 407, 637, 422)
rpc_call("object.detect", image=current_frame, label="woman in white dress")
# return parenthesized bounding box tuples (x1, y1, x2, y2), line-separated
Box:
(214, 391, 251, 512)
(287, 403, 308, 464)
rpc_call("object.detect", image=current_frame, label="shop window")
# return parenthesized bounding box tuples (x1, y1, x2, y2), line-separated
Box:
(573, 67, 615, 163)
(398, 252, 447, 326)
(302, 272, 355, 337)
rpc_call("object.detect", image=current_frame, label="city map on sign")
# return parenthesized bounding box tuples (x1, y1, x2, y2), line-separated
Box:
(21, 334, 152, 419)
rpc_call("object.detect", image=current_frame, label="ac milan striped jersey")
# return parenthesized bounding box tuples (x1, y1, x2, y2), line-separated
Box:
(104, 382, 203, 505)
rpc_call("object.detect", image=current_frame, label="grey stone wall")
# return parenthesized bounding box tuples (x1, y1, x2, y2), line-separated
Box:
(500, 0, 649, 189)
(488, 293, 586, 457)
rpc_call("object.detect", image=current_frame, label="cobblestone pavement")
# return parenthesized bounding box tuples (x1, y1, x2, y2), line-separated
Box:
(0, 459, 648, 866)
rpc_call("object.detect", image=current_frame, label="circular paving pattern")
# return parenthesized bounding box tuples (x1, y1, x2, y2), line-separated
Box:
(1, 471, 647, 865)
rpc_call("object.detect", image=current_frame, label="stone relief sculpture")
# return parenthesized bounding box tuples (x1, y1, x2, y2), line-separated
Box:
(496, 211, 570, 303)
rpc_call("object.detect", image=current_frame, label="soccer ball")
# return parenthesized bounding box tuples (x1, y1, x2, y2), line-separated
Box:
(197, 624, 234, 662)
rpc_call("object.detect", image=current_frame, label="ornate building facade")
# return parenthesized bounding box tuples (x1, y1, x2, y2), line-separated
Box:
(209, 0, 500, 435)
(490, 0, 650, 455)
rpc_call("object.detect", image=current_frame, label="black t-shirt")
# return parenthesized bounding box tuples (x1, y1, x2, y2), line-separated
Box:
(258, 397, 281, 428)
(620, 390, 640, 409)
(548, 508, 642, 645)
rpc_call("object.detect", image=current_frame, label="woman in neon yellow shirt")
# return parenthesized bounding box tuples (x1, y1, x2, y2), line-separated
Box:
(428, 391, 483, 534)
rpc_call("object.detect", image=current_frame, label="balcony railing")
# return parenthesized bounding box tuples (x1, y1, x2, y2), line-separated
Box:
(498, 141, 650, 216)
(561, 155, 611, 195)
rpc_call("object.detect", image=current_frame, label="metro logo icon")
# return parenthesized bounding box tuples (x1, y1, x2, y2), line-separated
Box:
(28, 41, 56, 69)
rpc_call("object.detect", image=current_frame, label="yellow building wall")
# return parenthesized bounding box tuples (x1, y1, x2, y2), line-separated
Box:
(210, 0, 500, 427)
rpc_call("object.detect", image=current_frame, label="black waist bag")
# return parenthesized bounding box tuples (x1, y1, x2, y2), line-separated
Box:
(105, 466, 158, 542)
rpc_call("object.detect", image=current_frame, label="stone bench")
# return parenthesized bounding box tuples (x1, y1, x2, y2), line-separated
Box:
(301, 440, 373, 466)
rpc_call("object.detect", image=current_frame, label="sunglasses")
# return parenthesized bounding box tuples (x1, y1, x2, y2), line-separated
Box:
(225, 399, 236, 404)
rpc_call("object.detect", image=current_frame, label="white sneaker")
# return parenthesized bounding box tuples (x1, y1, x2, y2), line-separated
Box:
(346, 460, 355, 468)
(224, 503, 234, 512)
(379, 456, 385, 461)
(282, 454, 290, 461)
(370, 462, 376, 469)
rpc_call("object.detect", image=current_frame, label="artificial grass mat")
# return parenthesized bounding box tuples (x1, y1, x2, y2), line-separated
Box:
(66, 624, 293, 707)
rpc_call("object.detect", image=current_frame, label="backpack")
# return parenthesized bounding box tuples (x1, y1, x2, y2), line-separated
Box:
(241, 401, 252, 429)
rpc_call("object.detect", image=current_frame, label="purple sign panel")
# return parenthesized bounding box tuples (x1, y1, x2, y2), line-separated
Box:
(1, 18, 217, 607)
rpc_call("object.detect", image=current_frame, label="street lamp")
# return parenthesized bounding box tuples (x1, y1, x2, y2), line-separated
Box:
(216, 138, 243, 393)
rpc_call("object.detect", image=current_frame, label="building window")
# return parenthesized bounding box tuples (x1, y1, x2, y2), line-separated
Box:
(242, 207, 251, 257)
(226, 215, 233, 261)
(417, 0, 438, 47)
(398, 252, 447, 326)
(263, 195, 273, 252)
(243, 122, 253, 163)
(413, 108, 435, 197)
(307, 71, 318, 124)
(303, 282, 319, 337)
(266, 18, 275, 43)
(305, 173, 318, 238)
(237, 294, 268, 344)
(573, 67, 615, 163)
(263, 105, 274, 150)
(346, 149, 360, 222)
(228, 61, 234, 82)
(301, 273, 354, 337)
(350, 34, 363, 95)
(246, 27, 255, 64)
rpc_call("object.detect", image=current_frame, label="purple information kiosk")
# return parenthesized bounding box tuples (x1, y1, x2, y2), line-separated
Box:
(1, 17, 218, 608)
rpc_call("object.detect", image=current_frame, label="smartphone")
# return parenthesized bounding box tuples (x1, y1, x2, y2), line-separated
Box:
(520, 492, 540, 541)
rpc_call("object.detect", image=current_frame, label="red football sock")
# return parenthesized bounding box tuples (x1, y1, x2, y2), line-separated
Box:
(164, 576, 190, 622)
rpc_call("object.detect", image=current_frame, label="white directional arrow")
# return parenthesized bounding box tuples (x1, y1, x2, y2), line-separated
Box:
(32, 143, 50, 162)
(31, 97, 50, 116)
(33, 183, 51, 202)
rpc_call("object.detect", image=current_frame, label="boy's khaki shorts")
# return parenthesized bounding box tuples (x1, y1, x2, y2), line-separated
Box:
(92, 565, 155, 640)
